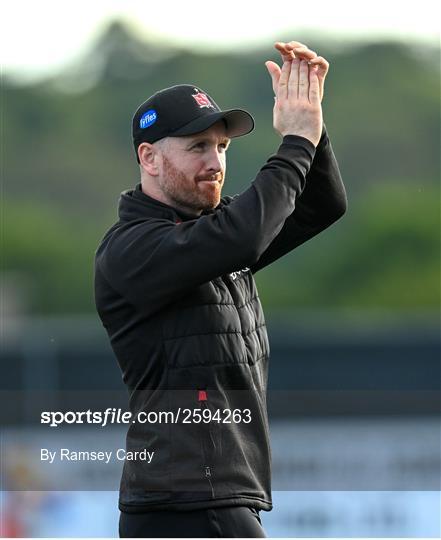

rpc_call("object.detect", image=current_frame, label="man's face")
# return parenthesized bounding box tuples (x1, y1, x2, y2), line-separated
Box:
(156, 121, 230, 215)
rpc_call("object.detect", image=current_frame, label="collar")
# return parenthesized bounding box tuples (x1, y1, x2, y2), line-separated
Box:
(118, 183, 216, 223)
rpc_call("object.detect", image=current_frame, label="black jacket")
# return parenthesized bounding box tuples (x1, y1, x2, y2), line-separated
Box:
(94, 127, 347, 513)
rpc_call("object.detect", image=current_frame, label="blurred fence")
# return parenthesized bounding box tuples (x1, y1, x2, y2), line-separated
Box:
(1, 312, 439, 421)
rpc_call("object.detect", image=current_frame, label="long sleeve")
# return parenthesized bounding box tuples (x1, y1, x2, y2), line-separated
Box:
(250, 124, 347, 273)
(96, 138, 317, 317)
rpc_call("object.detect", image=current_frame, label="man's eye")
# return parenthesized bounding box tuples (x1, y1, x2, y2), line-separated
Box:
(191, 143, 205, 150)
(219, 143, 228, 151)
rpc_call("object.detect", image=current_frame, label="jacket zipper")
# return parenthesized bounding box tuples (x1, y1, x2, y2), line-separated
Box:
(205, 465, 214, 498)
(198, 389, 215, 498)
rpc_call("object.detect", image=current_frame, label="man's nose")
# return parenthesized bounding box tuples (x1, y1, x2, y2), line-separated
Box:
(205, 148, 223, 172)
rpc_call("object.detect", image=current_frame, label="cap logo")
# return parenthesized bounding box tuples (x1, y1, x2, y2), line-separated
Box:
(192, 91, 214, 109)
(139, 109, 157, 129)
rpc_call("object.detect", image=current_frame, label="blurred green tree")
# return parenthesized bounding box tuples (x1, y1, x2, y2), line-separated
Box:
(3, 21, 440, 314)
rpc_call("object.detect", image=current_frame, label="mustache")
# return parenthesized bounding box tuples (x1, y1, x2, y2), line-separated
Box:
(196, 173, 224, 182)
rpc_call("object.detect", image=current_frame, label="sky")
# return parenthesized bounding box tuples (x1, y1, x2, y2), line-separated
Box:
(1, 0, 440, 81)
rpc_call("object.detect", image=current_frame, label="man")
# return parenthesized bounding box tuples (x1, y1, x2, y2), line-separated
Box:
(94, 41, 347, 538)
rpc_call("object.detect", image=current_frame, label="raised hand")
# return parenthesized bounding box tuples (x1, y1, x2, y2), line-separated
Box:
(274, 41, 329, 103)
(265, 52, 323, 147)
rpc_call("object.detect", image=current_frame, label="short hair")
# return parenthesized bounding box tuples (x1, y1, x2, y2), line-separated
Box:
(138, 137, 170, 169)
(152, 137, 170, 152)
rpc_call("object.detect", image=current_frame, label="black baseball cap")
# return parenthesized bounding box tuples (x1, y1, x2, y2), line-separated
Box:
(132, 84, 254, 162)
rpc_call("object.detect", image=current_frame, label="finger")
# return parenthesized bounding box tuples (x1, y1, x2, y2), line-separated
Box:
(298, 60, 309, 101)
(291, 46, 317, 61)
(275, 41, 306, 51)
(277, 42, 318, 70)
(288, 58, 300, 100)
(278, 60, 292, 100)
(264, 61, 281, 95)
(276, 41, 311, 61)
(309, 56, 329, 75)
(275, 42, 295, 61)
(285, 41, 307, 50)
(308, 67, 320, 105)
(309, 56, 329, 101)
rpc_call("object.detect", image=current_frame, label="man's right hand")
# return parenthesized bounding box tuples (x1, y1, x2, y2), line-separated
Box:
(265, 57, 323, 147)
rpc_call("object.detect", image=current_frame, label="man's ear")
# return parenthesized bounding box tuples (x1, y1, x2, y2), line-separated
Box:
(138, 142, 159, 176)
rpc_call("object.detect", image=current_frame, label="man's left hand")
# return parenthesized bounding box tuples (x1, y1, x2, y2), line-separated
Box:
(271, 41, 329, 102)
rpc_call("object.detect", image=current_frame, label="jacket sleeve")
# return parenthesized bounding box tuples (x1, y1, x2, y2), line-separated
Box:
(250, 124, 347, 273)
(97, 137, 317, 317)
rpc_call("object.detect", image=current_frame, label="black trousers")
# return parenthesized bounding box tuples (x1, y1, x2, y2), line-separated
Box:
(119, 506, 267, 538)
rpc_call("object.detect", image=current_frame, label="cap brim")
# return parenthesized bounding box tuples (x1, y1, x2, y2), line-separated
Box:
(170, 109, 254, 139)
